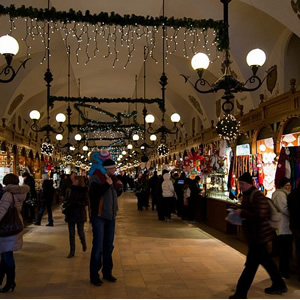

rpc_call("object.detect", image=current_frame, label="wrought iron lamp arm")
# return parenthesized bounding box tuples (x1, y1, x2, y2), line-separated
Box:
(0, 56, 31, 83)
(146, 124, 178, 135)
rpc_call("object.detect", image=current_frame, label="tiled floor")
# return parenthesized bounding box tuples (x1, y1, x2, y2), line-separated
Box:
(3, 191, 300, 298)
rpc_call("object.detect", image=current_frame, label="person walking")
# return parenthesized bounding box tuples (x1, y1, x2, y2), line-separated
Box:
(229, 172, 287, 299)
(22, 172, 37, 223)
(88, 158, 123, 286)
(161, 171, 176, 222)
(287, 180, 300, 281)
(148, 171, 159, 211)
(272, 177, 292, 279)
(34, 175, 55, 226)
(63, 176, 88, 258)
(0, 173, 29, 293)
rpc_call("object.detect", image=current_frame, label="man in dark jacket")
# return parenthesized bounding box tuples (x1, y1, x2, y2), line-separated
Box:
(89, 159, 123, 286)
(230, 172, 287, 299)
(287, 180, 300, 281)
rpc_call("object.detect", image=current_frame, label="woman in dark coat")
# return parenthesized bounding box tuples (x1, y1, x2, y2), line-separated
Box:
(0, 173, 29, 293)
(63, 176, 88, 258)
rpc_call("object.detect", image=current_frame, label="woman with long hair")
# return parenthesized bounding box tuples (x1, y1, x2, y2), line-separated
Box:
(63, 176, 88, 258)
(0, 173, 29, 293)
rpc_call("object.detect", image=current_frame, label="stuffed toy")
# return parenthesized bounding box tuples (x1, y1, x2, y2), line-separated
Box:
(88, 149, 111, 176)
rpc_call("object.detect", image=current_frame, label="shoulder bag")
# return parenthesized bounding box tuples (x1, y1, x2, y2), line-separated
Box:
(0, 193, 24, 237)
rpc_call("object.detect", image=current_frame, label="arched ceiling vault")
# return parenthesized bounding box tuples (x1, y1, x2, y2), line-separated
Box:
(0, 0, 299, 146)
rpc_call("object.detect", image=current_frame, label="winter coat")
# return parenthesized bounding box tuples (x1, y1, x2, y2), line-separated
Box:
(287, 186, 300, 231)
(63, 185, 88, 223)
(240, 186, 274, 244)
(24, 175, 37, 199)
(162, 173, 175, 198)
(272, 188, 291, 235)
(89, 171, 122, 220)
(0, 184, 29, 254)
(40, 180, 55, 203)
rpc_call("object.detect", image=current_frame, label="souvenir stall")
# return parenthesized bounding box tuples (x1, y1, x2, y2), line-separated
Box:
(0, 144, 14, 184)
(256, 127, 277, 198)
(199, 140, 236, 233)
(275, 117, 300, 189)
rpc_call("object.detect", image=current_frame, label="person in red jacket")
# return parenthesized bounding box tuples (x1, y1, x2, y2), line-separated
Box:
(229, 172, 287, 299)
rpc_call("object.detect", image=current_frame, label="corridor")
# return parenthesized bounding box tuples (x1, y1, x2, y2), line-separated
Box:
(5, 192, 300, 299)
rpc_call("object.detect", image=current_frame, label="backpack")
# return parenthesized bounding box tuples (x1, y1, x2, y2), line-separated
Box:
(249, 189, 281, 230)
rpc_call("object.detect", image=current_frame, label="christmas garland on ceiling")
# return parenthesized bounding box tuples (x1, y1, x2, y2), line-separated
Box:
(0, 4, 228, 51)
(49, 96, 164, 111)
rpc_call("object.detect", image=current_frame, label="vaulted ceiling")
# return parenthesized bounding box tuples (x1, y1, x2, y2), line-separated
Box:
(0, 0, 300, 148)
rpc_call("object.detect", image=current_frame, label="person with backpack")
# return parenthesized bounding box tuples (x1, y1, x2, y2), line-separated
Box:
(229, 172, 287, 299)
(272, 177, 292, 279)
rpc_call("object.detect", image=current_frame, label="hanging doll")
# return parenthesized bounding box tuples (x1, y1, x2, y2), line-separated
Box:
(88, 149, 111, 176)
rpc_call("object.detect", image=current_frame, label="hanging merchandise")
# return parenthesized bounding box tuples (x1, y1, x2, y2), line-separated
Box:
(275, 146, 300, 189)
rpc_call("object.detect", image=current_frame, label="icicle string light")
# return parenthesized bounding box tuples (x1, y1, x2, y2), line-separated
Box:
(0, 5, 226, 68)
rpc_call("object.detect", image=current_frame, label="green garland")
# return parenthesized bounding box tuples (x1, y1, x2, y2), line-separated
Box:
(0, 5, 227, 50)
(49, 96, 164, 111)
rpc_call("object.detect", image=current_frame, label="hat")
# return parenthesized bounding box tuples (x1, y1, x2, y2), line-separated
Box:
(99, 149, 111, 161)
(238, 172, 253, 184)
(103, 159, 116, 169)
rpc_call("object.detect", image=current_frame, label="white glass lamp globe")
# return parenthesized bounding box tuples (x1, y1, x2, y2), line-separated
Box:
(69, 145, 75, 151)
(191, 52, 210, 70)
(117, 157, 121, 161)
(56, 134, 63, 141)
(82, 145, 88, 151)
(127, 144, 133, 150)
(145, 114, 155, 124)
(122, 150, 127, 155)
(150, 134, 157, 141)
(246, 48, 266, 67)
(56, 113, 66, 123)
(171, 113, 180, 123)
(74, 133, 82, 141)
(119, 155, 123, 159)
(132, 134, 139, 141)
(0, 35, 19, 55)
(29, 110, 40, 120)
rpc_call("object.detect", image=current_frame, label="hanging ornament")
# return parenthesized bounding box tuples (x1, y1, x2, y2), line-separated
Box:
(41, 142, 54, 156)
(63, 155, 73, 164)
(216, 114, 240, 140)
(157, 144, 169, 157)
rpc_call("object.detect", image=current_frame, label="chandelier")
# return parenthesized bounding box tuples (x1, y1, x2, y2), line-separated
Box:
(145, 0, 181, 146)
(29, 0, 66, 151)
(181, 0, 274, 140)
(0, 35, 30, 83)
(130, 50, 158, 156)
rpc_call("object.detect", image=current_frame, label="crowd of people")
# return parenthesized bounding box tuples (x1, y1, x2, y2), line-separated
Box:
(0, 153, 300, 297)
(133, 169, 203, 223)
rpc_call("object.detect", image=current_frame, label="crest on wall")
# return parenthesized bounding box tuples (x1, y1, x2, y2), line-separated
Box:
(266, 65, 277, 94)
(188, 95, 203, 115)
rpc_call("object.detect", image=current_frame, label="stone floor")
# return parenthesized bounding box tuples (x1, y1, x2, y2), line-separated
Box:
(3, 191, 300, 299)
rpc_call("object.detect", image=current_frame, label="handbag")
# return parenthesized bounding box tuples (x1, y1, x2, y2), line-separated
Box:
(0, 193, 24, 237)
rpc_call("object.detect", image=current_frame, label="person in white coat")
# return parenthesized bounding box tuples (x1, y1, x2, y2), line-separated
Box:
(272, 177, 292, 279)
(161, 172, 176, 221)
(0, 173, 29, 293)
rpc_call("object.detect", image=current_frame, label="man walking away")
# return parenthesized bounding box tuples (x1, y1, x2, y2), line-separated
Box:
(229, 172, 287, 299)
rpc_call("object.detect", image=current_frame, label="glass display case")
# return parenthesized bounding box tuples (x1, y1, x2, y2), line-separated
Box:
(202, 172, 237, 202)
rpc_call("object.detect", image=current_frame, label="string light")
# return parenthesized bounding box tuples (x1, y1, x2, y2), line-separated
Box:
(215, 114, 240, 141)
(41, 142, 54, 156)
(157, 143, 169, 157)
(7, 17, 220, 68)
